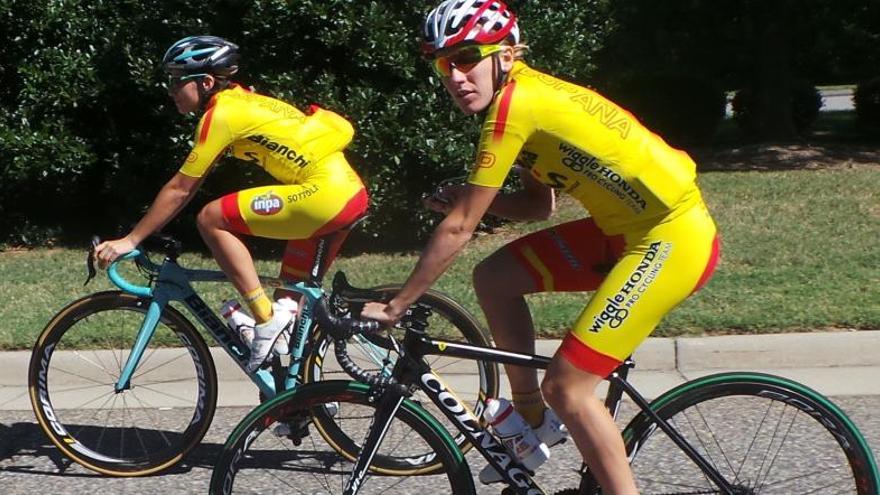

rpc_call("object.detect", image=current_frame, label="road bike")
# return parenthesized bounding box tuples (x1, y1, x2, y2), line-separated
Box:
(28, 232, 499, 477)
(211, 298, 880, 494)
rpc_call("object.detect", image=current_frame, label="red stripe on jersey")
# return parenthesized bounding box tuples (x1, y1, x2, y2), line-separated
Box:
(198, 106, 215, 145)
(493, 80, 517, 142)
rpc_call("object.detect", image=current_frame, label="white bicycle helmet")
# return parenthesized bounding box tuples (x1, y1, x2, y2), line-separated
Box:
(422, 0, 520, 56)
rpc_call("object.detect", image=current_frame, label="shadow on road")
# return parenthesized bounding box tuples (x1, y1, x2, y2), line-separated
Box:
(0, 420, 227, 477)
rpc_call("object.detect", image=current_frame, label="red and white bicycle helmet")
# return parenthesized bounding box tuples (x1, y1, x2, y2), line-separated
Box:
(422, 0, 520, 56)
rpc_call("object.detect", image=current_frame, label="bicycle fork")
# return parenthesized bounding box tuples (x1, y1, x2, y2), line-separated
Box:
(343, 385, 408, 495)
(114, 294, 170, 393)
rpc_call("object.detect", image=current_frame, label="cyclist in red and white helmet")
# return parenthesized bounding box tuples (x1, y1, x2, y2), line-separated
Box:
(364, 1, 720, 493)
(421, 0, 520, 53)
(421, 0, 521, 101)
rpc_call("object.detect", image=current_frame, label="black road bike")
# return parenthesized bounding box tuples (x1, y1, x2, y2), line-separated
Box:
(210, 298, 880, 494)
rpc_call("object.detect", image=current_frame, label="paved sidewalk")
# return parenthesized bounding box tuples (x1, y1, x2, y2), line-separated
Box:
(4, 330, 879, 410)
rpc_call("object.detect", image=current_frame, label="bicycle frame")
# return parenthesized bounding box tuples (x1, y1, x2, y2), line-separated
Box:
(108, 250, 326, 399)
(346, 328, 738, 495)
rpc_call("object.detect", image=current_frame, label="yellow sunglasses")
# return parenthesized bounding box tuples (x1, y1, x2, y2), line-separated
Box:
(431, 45, 505, 78)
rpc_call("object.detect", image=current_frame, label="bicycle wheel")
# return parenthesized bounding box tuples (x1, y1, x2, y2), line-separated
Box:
(210, 380, 475, 494)
(622, 372, 880, 494)
(29, 290, 218, 476)
(303, 286, 499, 474)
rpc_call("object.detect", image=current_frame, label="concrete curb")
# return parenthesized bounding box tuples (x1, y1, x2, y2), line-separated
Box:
(536, 329, 880, 371)
(3, 330, 879, 410)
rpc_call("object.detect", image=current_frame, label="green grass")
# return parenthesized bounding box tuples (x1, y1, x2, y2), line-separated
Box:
(1, 167, 878, 350)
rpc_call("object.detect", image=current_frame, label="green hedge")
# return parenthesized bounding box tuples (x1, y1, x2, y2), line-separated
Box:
(0, 0, 612, 251)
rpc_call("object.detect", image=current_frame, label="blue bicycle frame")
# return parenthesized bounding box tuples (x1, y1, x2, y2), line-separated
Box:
(109, 250, 326, 399)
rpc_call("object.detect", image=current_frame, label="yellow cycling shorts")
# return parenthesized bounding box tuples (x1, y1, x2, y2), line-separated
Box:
(220, 152, 368, 281)
(509, 201, 719, 377)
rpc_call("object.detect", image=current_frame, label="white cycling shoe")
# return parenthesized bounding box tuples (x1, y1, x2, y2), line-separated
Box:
(479, 408, 569, 484)
(534, 407, 569, 447)
(246, 304, 295, 373)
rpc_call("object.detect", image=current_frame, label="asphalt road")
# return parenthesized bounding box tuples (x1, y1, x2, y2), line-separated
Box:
(2, 395, 878, 494)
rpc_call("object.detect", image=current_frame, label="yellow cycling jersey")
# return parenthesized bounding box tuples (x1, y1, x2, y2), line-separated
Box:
(469, 61, 702, 235)
(180, 85, 355, 184)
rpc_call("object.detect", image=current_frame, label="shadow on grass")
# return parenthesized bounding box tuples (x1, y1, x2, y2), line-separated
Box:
(693, 111, 880, 172)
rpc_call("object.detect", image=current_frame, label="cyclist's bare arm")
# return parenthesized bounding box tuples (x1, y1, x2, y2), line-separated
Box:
(363, 183, 499, 324)
(96, 172, 203, 267)
(425, 167, 554, 221)
(485, 167, 554, 221)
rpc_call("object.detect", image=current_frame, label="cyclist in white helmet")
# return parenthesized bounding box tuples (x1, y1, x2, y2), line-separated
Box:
(364, 1, 720, 493)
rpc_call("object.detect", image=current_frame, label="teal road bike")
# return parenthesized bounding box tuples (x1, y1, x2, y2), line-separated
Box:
(28, 233, 498, 477)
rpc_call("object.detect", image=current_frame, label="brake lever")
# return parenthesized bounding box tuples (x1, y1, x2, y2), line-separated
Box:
(85, 236, 100, 286)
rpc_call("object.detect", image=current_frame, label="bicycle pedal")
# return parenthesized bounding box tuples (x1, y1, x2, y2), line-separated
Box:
(273, 420, 311, 441)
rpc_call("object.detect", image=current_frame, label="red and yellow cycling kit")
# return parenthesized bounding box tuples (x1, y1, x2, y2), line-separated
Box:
(470, 62, 719, 376)
(181, 85, 368, 281)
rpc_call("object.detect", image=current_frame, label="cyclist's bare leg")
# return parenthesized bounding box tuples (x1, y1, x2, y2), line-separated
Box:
(473, 249, 541, 394)
(196, 200, 262, 300)
(543, 356, 638, 495)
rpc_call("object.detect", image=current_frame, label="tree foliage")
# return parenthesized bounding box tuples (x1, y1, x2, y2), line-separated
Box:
(595, 0, 880, 141)
(0, 0, 610, 249)
(0, 0, 876, 249)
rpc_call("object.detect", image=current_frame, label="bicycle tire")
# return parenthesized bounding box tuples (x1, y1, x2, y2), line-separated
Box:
(210, 380, 476, 494)
(29, 291, 218, 476)
(303, 285, 499, 475)
(621, 372, 880, 494)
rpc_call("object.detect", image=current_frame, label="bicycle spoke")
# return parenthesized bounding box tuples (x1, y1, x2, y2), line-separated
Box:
(126, 389, 174, 448)
(71, 350, 120, 379)
(46, 377, 116, 394)
(132, 350, 191, 380)
(733, 396, 775, 483)
(759, 469, 842, 493)
(133, 383, 198, 407)
(626, 376, 872, 494)
(70, 390, 118, 439)
(60, 385, 118, 411)
(754, 402, 798, 491)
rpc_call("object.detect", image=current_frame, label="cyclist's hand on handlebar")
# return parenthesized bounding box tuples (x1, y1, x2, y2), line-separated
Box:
(94, 237, 136, 269)
(360, 302, 403, 327)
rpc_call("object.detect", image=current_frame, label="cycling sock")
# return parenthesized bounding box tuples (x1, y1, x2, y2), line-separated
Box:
(513, 388, 546, 428)
(244, 287, 273, 324)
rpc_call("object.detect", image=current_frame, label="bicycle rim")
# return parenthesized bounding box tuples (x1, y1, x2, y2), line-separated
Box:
(210, 380, 475, 494)
(304, 286, 499, 474)
(622, 372, 879, 494)
(28, 291, 218, 476)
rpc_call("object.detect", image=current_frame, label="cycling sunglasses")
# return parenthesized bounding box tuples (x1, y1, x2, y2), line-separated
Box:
(166, 73, 207, 90)
(431, 44, 505, 78)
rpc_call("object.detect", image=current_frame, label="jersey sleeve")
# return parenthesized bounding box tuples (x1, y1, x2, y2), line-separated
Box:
(179, 104, 234, 178)
(467, 80, 535, 188)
